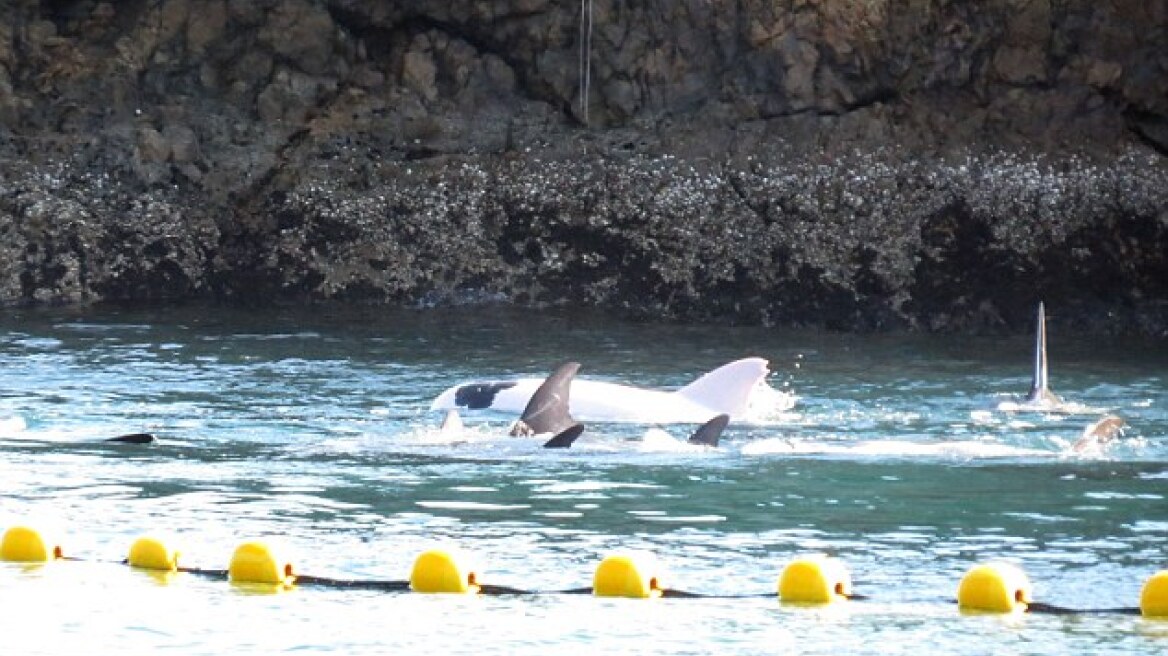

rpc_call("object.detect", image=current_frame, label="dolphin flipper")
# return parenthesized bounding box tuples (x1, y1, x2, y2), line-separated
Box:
(687, 414, 729, 447)
(510, 362, 580, 437)
(543, 423, 586, 448)
(1024, 302, 1063, 406)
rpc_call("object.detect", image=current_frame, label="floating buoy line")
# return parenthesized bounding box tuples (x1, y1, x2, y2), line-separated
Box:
(2, 524, 1165, 618)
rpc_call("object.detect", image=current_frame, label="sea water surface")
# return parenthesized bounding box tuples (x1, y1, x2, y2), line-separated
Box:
(1, 303, 1165, 655)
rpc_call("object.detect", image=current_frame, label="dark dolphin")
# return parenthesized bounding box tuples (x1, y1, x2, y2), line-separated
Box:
(542, 424, 586, 449)
(509, 362, 584, 446)
(687, 414, 729, 447)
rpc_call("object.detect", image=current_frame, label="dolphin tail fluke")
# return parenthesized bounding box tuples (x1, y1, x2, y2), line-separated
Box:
(543, 423, 586, 448)
(687, 414, 729, 447)
(510, 362, 580, 437)
(675, 358, 770, 419)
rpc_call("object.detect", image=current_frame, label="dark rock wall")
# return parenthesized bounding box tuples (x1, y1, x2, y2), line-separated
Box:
(1, 0, 1166, 334)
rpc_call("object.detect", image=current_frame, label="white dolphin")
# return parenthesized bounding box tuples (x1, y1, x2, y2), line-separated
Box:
(430, 357, 791, 424)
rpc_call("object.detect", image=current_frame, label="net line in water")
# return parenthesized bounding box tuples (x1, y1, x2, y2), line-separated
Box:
(2, 527, 1159, 618)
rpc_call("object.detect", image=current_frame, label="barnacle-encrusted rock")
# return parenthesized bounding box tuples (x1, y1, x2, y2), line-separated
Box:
(0, 1, 1165, 334)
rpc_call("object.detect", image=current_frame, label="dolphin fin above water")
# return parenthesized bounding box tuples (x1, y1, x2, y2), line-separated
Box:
(687, 414, 729, 447)
(1022, 302, 1064, 407)
(509, 362, 581, 438)
(997, 302, 1096, 414)
(542, 423, 586, 448)
(510, 361, 587, 448)
(999, 301, 1069, 408)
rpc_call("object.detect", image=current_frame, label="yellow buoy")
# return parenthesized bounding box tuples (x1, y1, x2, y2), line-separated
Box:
(778, 556, 852, 604)
(409, 548, 481, 594)
(228, 540, 295, 587)
(592, 552, 663, 599)
(127, 536, 180, 571)
(0, 526, 62, 562)
(956, 562, 1032, 613)
(1140, 570, 1168, 618)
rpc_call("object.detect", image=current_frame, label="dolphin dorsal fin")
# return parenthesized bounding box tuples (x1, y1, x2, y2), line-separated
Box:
(1025, 302, 1060, 404)
(510, 362, 580, 436)
(543, 423, 586, 448)
(687, 414, 729, 447)
(675, 358, 770, 418)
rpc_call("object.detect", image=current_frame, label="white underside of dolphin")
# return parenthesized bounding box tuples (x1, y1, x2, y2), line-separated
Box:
(430, 357, 794, 424)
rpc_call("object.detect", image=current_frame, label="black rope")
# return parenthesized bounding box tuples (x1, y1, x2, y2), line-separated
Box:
(1027, 602, 1141, 616)
(178, 567, 228, 580)
(40, 559, 1157, 613)
(295, 575, 410, 592)
(478, 583, 537, 595)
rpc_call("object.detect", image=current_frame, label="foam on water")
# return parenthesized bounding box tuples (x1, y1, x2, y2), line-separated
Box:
(741, 437, 1062, 459)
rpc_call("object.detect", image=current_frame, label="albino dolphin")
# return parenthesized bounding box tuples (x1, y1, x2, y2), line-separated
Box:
(437, 360, 732, 449)
(430, 357, 777, 424)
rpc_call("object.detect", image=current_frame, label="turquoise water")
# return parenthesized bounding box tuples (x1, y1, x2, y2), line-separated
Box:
(1, 304, 1166, 654)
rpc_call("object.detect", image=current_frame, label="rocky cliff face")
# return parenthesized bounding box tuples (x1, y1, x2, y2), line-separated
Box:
(1, 0, 1166, 333)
